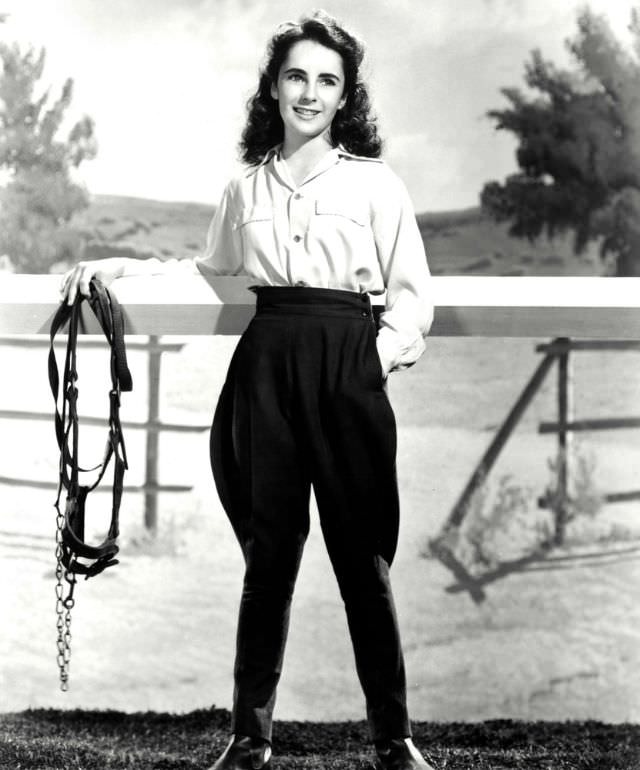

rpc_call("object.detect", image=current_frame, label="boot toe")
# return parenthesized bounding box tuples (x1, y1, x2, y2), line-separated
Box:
(376, 737, 436, 770)
(208, 734, 272, 770)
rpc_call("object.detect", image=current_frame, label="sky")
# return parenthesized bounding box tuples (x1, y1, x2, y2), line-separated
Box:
(2, 0, 638, 212)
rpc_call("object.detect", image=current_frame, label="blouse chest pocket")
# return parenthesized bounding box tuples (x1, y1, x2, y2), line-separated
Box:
(234, 206, 273, 230)
(314, 197, 368, 227)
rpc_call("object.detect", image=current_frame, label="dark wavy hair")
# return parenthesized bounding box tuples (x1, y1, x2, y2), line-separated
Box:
(240, 10, 383, 165)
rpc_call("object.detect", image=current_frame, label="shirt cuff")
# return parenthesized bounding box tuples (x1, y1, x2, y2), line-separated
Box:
(375, 329, 398, 378)
(376, 325, 426, 376)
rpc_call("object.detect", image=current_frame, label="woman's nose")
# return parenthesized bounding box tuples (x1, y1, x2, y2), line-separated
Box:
(300, 81, 317, 102)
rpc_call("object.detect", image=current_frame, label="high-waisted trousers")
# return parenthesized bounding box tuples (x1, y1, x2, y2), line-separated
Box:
(210, 286, 411, 744)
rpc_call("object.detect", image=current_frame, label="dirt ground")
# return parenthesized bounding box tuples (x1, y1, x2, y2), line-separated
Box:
(1, 336, 639, 724)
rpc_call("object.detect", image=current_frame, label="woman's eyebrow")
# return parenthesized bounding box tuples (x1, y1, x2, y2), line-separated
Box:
(283, 66, 342, 81)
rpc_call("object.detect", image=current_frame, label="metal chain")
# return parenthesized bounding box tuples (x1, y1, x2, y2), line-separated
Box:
(55, 500, 76, 691)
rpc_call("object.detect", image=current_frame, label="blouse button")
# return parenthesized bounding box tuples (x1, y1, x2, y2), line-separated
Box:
(294, 193, 303, 200)
(293, 235, 302, 243)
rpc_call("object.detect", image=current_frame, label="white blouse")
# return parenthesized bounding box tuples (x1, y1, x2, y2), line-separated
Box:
(157, 145, 433, 374)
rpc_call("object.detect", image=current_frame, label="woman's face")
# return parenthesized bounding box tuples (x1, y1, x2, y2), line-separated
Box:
(271, 39, 347, 146)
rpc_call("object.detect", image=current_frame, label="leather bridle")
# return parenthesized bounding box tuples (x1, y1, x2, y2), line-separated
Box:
(49, 277, 133, 578)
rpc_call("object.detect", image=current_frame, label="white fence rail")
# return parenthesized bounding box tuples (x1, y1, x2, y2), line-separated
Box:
(1, 274, 640, 337)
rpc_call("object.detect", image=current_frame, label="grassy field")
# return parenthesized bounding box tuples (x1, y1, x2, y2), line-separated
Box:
(1, 708, 639, 769)
(69, 194, 604, 277)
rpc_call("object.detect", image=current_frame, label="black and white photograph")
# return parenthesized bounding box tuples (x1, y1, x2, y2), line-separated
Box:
(0, 1, 639, 768)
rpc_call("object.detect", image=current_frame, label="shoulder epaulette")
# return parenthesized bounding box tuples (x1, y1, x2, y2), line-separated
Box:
(337, 149, 384, 163)
(245, 145, 280, 177)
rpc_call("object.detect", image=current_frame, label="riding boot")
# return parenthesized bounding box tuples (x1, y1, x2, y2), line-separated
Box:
(208, 735, 272, 770)
(376, 737, 437, 770)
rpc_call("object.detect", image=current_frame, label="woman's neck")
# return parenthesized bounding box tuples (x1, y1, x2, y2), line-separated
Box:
(280, 132, 335, 187)
(281, 131, 334, 167)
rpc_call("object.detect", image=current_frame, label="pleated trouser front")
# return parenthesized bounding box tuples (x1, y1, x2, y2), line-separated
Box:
(210, 286, 411, 744)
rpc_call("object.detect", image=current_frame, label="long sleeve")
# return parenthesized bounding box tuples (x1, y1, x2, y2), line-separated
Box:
(370, 169, 434, 375)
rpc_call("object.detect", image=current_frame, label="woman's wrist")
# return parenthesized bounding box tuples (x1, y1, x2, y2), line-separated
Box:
(120, 256, 165, 277)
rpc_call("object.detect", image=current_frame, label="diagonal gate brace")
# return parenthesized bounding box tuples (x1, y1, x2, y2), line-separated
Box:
(429, 349, 558, 602)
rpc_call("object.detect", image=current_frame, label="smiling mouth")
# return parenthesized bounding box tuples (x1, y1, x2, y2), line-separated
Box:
(293, 107, 320, 117)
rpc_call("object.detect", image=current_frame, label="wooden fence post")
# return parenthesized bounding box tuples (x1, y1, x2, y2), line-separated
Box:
(554, 337, 573, 545)
(144, 335, 161, 533)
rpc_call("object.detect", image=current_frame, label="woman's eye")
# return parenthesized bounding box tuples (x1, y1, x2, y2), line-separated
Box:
(287, 73, 303, 82)
(320, 78, 337, 87)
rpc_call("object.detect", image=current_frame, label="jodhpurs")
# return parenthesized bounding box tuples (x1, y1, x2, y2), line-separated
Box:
(210, 286, 411, 743)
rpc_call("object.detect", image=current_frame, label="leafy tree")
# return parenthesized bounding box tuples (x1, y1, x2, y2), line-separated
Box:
(0, 29, 97, 272)
(481, 7, 640, 276)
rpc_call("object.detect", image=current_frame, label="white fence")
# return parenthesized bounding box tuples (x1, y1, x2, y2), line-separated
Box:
(2, 273, 640, 600)
(1, 274, 640, 337)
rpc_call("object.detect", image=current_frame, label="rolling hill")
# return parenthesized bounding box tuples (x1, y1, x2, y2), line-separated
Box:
(71, 194, 605, 277)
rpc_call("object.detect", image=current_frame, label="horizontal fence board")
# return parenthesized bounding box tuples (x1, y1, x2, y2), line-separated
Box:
(0, 475, 193, 493)
(431, 306, 640, 338)
(2, 274, 640, 337)
(539, 490, 640, 507)
(0, 336, 185, 352)
(539, 417, 640, 433)
(536, 340, 640, 353)
(605, 490, 640, 504)
(0, 409, 208, 433)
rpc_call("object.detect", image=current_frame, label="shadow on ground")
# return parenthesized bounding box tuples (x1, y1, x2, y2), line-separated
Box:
(1, 707, 639, 769)
(440, 543, 640, 600)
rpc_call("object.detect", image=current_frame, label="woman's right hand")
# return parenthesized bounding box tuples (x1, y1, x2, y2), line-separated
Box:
(59, 258, 129, 305)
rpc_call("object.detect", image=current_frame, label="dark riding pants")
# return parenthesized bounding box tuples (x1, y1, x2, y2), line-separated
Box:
(210, 286, 411, 743)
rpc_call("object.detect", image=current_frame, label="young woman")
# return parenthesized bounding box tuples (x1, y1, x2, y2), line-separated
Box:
(61, 11, 435, 770)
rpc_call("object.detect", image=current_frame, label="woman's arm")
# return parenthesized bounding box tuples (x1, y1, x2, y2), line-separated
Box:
(370, 166, 434, 376)
(191, 177, 244, 278)
(60, 179, 243, 305)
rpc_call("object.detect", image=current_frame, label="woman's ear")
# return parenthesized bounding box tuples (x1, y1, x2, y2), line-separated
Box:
(270, 81, 278, 100)
(338, 93, 346, 110)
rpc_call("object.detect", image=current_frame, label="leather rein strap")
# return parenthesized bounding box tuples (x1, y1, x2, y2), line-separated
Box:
(49, 278, 133, 579)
